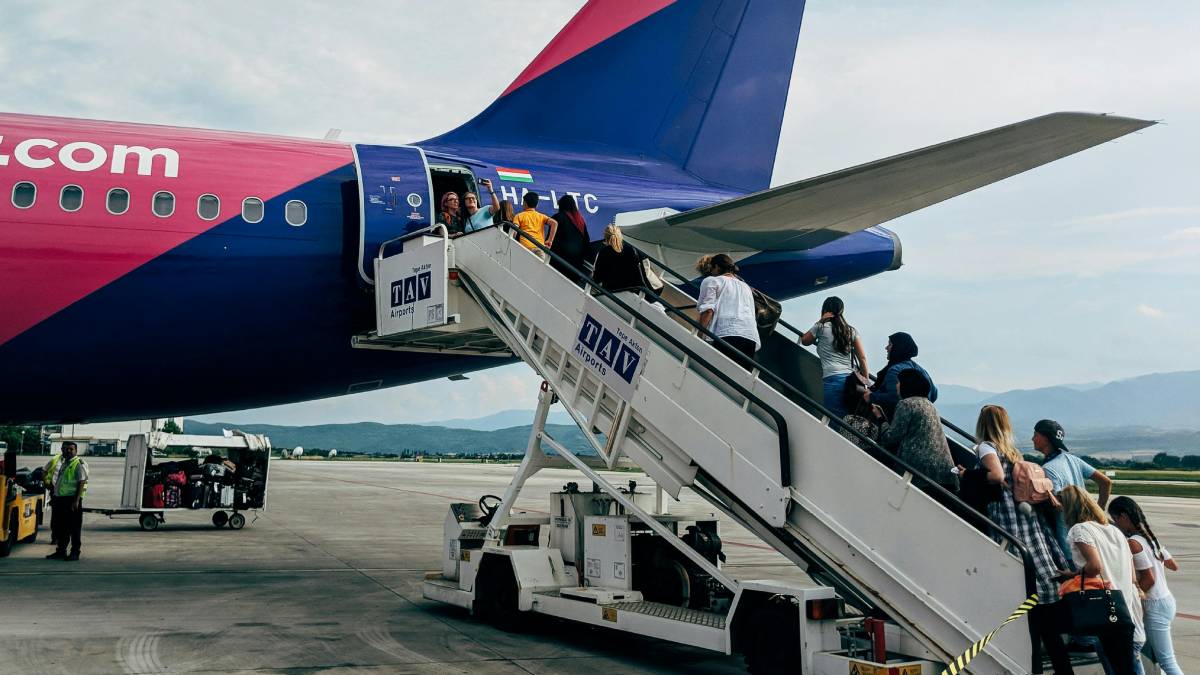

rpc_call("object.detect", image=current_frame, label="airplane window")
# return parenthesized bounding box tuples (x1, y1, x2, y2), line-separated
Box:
(152, 191, 175, 217)
(107, 188, 130, 215)
(197, 194, 220, 221)
(60, 185, 84, 212)
(242, 197, 264, 224)
(11, 182, 36, 209)
(285, 200, 307, 226)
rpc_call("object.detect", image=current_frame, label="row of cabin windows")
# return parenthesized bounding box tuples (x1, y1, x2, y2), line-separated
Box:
(9, 181, 308, 226)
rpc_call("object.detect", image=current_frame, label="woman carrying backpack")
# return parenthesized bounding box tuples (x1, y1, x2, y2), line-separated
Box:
(972, 405, 1076, 673)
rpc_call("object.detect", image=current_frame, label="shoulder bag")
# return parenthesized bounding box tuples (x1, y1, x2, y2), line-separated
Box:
(1059, 528, 1133, 633)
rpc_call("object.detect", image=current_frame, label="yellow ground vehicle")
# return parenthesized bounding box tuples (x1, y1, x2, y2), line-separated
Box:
(1, 442, 45, 557)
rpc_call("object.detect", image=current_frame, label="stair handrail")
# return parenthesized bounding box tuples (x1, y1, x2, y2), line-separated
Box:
(625, 244, 1037, 595)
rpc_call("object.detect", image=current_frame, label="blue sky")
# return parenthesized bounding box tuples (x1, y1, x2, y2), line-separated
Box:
(2, 1, 1196, 424)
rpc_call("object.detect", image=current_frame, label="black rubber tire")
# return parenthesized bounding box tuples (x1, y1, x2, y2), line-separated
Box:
(212, 511, 229, 528)
(139, 513, 159, 531)
(228, 512, 246, 530)
(0, 510, 16, 557)
(743, 595, 802, 675)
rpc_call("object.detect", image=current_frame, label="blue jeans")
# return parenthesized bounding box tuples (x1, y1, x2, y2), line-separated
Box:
(1143, 596, 1183, 675)
(822, 373, 850, 419)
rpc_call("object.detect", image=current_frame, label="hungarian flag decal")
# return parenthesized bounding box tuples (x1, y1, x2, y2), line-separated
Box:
(496, 167, 534, 183)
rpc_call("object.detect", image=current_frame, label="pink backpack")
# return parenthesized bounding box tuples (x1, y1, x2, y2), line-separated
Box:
(1012, 460, 1054, 504)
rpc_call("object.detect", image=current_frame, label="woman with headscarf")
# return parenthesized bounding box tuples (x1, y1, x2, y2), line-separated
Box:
(549, 194, 589, 286)
(864, 332, 937, 420)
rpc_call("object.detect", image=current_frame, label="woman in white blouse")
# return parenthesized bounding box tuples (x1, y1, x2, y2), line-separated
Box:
(1109, 496, 1183, 675)
(696, 254, 759, 369)
(1061, 485, 1145, 675)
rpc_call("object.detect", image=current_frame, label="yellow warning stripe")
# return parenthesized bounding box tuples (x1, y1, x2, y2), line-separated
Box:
(941, 594, 1038, 675)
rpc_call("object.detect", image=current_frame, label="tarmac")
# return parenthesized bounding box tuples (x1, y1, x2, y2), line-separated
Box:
(2, 457, 1196, 674)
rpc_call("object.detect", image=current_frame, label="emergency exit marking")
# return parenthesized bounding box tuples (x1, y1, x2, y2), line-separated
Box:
(591, 523, 607, 536)
(602, 607, 618, 622)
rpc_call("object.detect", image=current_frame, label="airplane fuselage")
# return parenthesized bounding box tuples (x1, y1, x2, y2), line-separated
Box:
(0, 113, 899, 423)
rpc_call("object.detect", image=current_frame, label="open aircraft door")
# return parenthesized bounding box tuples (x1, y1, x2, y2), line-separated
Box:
(351, 144, 433, 285)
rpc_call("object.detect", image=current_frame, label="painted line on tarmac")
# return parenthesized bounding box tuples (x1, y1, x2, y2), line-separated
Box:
(0, 567, 432, 577)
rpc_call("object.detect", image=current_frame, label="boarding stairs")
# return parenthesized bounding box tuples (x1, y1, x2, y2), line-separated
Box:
(362, 225, 1039, 674)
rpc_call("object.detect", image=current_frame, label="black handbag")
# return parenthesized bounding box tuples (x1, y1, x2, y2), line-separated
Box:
(1060, 569, 1133, 633)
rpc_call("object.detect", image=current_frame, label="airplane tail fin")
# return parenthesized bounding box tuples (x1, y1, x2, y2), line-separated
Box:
(425, 0, 806, 192)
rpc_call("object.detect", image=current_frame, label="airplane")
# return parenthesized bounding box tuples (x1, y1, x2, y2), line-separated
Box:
(0, 0, 1153, 424)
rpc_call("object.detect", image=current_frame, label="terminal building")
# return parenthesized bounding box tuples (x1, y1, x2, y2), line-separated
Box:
(49, 418, 184, 456)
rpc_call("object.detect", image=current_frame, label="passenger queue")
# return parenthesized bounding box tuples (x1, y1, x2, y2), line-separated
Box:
(433, 183, 1185, 675)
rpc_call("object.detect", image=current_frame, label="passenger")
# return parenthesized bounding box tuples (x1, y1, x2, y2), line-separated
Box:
(1033, 419, 1113, 562)
(1108, 496, 1183, 675)
(549, 194, 589, 285)
(970, 405, 1075, 673)
(876, 369, 957, 499)
(462, 178, 500, 234)
(865, 332, 937, 420)
(436, 192, 465, 235)
(696, 254, 760, 368)
(837, 388, 880, 452)
(592, 223, 646, 292)
(511, 191, 557, 258)
(1061, 485, 1144, 675)
(801, 296, 867, 419)
(492, 200, 516, 229)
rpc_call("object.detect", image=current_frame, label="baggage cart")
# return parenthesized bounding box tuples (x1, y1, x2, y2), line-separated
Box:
(83, 431, 271, 531)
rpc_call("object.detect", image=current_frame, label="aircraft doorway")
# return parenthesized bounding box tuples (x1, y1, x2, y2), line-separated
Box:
(429, 164, 483, 234)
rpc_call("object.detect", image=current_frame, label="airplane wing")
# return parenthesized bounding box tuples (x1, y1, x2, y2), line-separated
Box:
(623, 112, 1156, 252)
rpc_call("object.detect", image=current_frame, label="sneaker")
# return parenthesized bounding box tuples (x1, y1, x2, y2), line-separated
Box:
(64, 553, 80, 561)
(45, 551, 66, 560)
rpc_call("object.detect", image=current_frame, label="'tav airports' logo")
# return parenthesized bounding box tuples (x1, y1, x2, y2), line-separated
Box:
(575, 314, 641, 384)
(390, 269, 432, 309)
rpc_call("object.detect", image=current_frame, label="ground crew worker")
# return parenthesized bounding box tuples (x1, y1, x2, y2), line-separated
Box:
(45, 442, 87, 561)
(43, 451, 62, 547)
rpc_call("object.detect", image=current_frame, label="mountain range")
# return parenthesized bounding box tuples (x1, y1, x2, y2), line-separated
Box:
(186, 371, 1200, 458)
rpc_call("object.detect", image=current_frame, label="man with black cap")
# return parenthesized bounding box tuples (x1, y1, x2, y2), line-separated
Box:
(1033, 419, 1112, 560)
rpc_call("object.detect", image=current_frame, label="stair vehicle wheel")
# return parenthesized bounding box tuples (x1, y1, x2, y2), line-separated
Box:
(228, 512, 246, 530)
(212, 511, 229, 528)
(743, 595, 801, 675)
(139, 513, 160, 531)
(0, 510, 16, 557)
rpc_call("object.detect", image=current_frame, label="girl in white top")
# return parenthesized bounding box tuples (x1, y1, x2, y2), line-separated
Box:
(696, 254, 760, 367)
(800, 296, 867, 419)
(1061, 485, 1145, 675)
(1108, 496, 1183, 675)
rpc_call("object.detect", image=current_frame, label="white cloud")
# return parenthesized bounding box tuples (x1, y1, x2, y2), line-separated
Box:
(1136, 304, 1165, 318)
(1165, 227, 1200, 240)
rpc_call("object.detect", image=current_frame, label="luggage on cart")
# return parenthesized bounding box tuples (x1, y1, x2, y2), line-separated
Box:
(144, 483, 165, 509)
(187, 480, 205, 509)
(202, 463, 227, 479)
(165, 470, 187, 486)
(163, 484, 181, 508)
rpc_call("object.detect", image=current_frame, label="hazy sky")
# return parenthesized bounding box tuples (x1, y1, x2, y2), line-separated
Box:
(3, 1, 1196, 425)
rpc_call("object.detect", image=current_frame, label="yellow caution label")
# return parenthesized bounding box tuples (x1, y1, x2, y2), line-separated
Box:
(460, 550, 471, 562)
(592, 523, 607, 536)
(895, 666, 921, 675)
(601, 607, 618, 622)
(942, 593, 1038, 675)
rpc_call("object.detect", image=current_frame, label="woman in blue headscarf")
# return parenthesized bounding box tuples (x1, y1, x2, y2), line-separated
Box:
(865, 332, 937, 420)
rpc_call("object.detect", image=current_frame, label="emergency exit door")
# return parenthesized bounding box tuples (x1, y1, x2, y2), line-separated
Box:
(351, 144, 433, 285)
